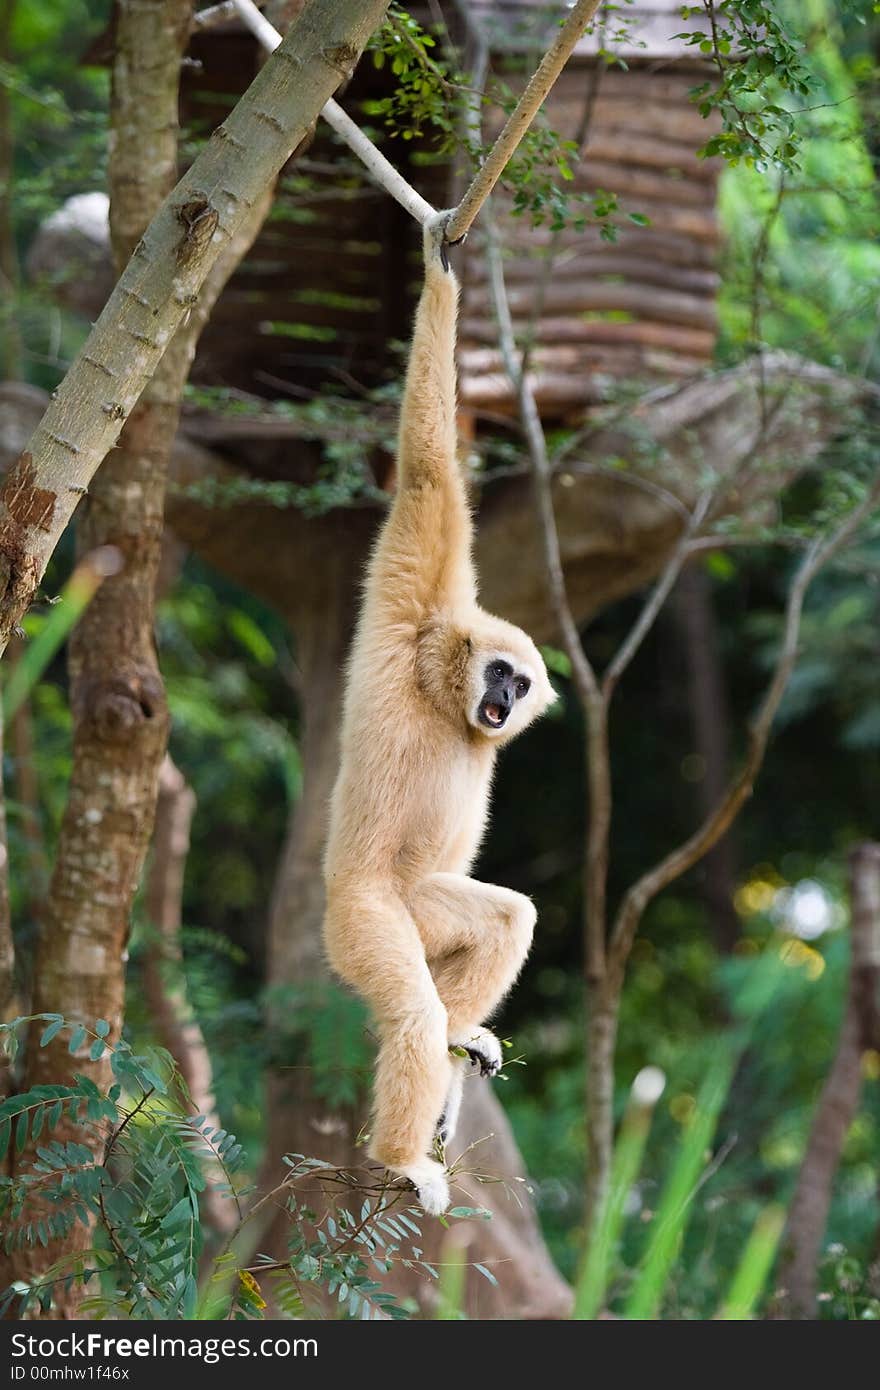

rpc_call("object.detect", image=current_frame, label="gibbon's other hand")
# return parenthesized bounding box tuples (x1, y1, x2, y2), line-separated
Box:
(423, 209, 466, 274)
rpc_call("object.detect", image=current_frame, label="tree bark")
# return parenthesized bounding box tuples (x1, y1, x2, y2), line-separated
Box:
(584, 984, 619, 1227)
(777, 843, 880, 1318)
(3, 0, 195, 1315)
(0, 0, 391, 657)
(3, 0, 273, 1313)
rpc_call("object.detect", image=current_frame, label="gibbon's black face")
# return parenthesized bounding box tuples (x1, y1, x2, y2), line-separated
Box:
(477, 658, 532, 732)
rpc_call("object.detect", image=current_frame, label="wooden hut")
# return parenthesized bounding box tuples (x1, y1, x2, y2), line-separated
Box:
(457, 0, 721, 419)
(173, 2, 721, 432)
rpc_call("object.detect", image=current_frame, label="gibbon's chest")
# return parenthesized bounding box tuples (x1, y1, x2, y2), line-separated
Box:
(393, 737, 494, 877)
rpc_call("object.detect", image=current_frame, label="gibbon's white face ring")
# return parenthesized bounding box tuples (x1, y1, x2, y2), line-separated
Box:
(469, 650, 539, 739)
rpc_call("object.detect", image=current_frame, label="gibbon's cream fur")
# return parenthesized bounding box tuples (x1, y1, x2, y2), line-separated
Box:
(322, 212, 556, 1216)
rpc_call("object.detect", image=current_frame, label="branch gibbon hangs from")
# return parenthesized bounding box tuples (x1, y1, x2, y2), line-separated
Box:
(323, 212, 556, 1215)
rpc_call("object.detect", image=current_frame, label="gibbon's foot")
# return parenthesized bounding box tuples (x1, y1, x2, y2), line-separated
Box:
(390, 1159, 450, 1217)
(450, 1027, 503, 1078)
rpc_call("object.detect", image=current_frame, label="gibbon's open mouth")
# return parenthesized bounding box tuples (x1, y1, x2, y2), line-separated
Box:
(478, 699, 508, 730)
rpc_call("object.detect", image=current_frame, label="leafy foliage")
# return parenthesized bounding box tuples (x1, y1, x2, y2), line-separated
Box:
(0, 1016, 484, 1320)
(679, 0, 816, 169)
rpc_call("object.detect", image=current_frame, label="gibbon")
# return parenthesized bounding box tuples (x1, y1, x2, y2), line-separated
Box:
(322, 211, 556, 1216)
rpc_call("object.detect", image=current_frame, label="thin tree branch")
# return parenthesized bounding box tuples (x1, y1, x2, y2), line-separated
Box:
(0, 0, 393, 658)
(192, 1, 237, 30)
(520, 4, 609, 378)
(445, 0, 604, 243)
(477, 456, 692, 523)
(231, 0, 435, 223)
(607, 478, 880, 988)
(484, 211, 599, 705)
(234, 0, 604, 240)
(601, 489, 713, 698)
(484, 209, 608, 989)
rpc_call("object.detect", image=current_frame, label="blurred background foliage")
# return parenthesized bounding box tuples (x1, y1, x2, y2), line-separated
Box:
(2, 0, 879, 1317)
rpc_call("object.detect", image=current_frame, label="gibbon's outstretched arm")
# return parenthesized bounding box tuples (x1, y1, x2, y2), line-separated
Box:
(367, 213, 475, 630)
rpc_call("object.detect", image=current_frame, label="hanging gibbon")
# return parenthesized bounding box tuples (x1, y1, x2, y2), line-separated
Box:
(322, 211, 556, 1216)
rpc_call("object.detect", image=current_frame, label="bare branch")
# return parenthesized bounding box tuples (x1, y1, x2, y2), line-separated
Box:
(0, 0, 393, 657)
(234, 0, 605, 242)
(192, 2, 237, 31)
(484, 210, 610, 992)
(231, 0, 434, 224)
(607, 477, 880, 987)
(602, 490, 714, 698)
(445, 0, 604, 243)
(484, 211, 599, 706)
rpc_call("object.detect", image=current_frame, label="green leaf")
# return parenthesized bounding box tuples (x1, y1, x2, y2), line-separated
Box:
(68, 1025, 87, 1055)
(160, 1196, 194, 1232)
(88, 1040, 106, 1062)
(39, 1018, 65, 1047)
(94, 1020, 110, 1038)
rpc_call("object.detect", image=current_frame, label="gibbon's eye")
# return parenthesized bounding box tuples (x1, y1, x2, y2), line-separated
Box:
(489, 662, 508, 682)
(515, 677, 531, 699)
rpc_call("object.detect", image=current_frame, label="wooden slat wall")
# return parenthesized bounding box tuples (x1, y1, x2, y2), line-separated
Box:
(458, 64, 722, 420)
(181, 24, 448, 399)
(177, 13, 721, 424)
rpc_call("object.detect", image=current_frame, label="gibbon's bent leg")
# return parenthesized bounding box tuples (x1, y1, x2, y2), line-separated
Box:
(323, 890, 453, 1214)
(408, 873, 536, 1142)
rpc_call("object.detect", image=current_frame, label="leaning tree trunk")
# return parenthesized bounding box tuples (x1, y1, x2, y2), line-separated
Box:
(0, 0, 391, 657)
(4, 0, 193, 1314)
(4, 1, 272, 1313)
(256, 514, 571, 1319)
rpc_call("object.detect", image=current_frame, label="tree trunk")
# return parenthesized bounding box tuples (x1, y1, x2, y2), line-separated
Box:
(776, 843, 880, 1318)
(3, 1, 272, 1313)
(3, 0, 194, 1315)
(0, 0, 391, 656)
